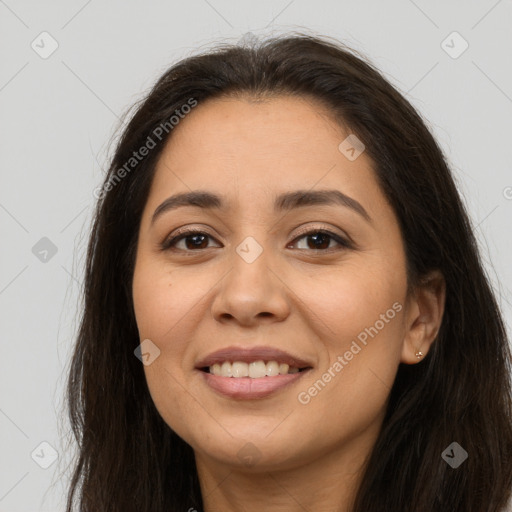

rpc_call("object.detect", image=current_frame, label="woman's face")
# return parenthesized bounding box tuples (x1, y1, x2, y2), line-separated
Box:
(132, 95, 416, 472)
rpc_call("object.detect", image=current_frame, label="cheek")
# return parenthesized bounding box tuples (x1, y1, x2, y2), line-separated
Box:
(292, 260, 406, 406)
(295, 294, 404, 444)
(132, 259, 198, 436)
(292, 258, 406, 342)
(132, 256, 211, 421)
(132, 255, 201, 340)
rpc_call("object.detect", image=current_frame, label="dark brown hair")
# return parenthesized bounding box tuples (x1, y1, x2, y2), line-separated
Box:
(65, 33, 512, 511)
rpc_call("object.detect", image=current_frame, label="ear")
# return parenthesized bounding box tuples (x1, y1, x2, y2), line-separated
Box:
(401, 269, 446, 364)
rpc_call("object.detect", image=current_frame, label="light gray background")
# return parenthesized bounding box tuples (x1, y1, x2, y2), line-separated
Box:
(1, 1, 511, 510)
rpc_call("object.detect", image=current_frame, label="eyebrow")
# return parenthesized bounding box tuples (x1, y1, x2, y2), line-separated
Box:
(151, 189, 372, 225)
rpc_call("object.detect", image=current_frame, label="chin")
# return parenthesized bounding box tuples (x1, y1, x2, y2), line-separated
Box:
(187, 422, 321, 469)
(196, 440, 308, 472)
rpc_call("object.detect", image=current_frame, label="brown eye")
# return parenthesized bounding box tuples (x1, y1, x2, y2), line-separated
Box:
(288, 230, 351, 251)
(161, 230, 220, 251)
(162, 228, 351, 253)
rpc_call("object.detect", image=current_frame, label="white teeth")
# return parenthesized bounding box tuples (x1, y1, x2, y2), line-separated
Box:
(266, 361, 280, 376)
(249, 360, 267, 378)
(221, 361, 233, 377)
(232, 361, 249, 378)
(279, 363, 289, 374)
(208, 360, 303, 378)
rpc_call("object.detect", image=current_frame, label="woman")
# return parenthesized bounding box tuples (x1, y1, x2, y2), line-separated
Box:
(65, 33, 512, 511)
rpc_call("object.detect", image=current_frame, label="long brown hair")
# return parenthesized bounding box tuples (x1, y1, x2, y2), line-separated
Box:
(65, 33, 512, 511)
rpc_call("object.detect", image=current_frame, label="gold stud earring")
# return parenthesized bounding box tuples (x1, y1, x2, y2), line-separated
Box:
(415, 351, 424, 358)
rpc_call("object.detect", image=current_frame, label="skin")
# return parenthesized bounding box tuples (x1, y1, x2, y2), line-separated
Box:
(132, 95, 446, 512)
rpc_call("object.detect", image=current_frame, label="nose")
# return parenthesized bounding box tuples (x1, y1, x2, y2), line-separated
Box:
(210, 245, 291, 327)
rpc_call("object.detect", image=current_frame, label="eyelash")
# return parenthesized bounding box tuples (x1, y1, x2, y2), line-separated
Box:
(160, 227, 352, 253)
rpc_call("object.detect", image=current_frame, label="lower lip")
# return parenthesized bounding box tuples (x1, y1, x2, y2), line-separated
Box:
(198, 369, 311, 399)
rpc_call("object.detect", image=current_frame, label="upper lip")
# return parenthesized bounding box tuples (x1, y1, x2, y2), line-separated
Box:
(195, 346, 313, 369)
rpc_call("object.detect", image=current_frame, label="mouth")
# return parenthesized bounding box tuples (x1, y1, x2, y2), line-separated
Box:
(195, 346, 313, 400)
(198, 360, 311, 377)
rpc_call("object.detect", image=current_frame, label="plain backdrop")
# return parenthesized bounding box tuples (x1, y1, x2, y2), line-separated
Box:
(1, 1, 511, 510)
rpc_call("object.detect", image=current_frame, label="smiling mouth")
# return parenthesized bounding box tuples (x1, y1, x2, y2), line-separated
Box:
(198, 362, 313, 400)
(199, 360, 312, 378)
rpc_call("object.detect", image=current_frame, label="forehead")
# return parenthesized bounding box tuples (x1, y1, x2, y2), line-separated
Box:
(165, 94, 347, 161)
(145, 95, 387, 220)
